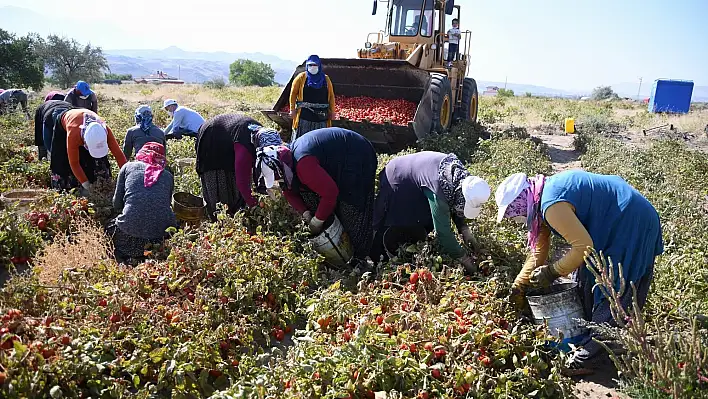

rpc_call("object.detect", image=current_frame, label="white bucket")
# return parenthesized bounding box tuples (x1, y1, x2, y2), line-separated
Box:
(309, 215, 353, 267)
(526, 282, 588, 342)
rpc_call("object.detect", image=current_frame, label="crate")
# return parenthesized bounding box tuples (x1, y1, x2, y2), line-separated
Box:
(648, 79, 693, 114)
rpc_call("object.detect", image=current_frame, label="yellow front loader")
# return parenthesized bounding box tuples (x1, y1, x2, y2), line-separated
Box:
(262, 0, 479, 152)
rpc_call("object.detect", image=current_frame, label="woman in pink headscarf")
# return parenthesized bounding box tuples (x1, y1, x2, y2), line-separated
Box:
(108, 142, 177, 262)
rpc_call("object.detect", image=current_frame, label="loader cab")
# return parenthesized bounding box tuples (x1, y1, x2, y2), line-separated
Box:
(388, 0, 434, 39)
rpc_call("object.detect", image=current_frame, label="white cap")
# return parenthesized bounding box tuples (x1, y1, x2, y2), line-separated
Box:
(163, 99, 178, 109)
(495, 173, 530, 223)
(83, 122, 109, 158)
(461, 176, 491, 219)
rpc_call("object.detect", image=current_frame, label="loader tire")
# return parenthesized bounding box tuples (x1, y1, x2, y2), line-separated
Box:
(430, 73, 453, 133)
(458, 78, 479, 123)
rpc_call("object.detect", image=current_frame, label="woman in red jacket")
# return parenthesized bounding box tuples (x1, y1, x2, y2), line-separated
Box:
(195, 114, 283, 219)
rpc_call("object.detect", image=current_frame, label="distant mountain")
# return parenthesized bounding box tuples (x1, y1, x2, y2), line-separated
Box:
(477, 81, 578, 98)
(104, 48, 299, 85)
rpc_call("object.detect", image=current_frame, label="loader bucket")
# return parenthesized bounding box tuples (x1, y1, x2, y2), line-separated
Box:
(261, 58, 433, 153)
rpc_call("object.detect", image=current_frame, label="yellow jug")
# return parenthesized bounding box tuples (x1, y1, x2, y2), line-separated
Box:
(565, 118, 575, 134)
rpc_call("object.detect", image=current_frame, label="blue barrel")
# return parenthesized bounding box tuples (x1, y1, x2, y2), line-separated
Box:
(648, 79, 693, 114)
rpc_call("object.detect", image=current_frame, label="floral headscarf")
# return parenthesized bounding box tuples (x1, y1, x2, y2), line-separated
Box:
(254, 145, 294, 192)
(504, 175, 546, 248)
(438, 154, 470, 218)
(249, 124, 283, 148)
(136, 142, 167, 188)
(135, 105, 154, 133)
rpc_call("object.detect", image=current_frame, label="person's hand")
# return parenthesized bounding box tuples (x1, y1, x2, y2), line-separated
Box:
(302, 211, 313, 224)
(509, 286, 528, 312)
(309, 216, 325, 235)
(459, 255, 477, 274)
(530, 264, 560, 288)
(79, 181, 92, 198)
(289, 109, 296, 117)
(460, 226, 479, 250)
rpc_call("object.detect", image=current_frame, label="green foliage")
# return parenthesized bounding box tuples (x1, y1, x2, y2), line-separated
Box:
(524, 92, 533, 98)
(229, 59, 275, 87)
(40, 35, 109, 88)
(417, 121, 489, 162)
(0, 209, 43, 267)
(104, 73, 132, 81)
(497, 88, 515, 98)
(203, 76, 227, 90)
(591, 85, 618, 101)
(0, 29, 44, 91)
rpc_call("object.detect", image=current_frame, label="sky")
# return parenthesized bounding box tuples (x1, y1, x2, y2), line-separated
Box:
(1, 0, 707, 91)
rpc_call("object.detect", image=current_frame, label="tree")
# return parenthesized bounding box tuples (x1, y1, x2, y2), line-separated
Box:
(104, 73, 132, 81)
(40, 35, 109, 88)
(591, 86, 618, 101)
(497, 88, 515, 98)
(204, 76, 226, 89)
(229, 59, 275, 87)
(0, 29, 44, 90)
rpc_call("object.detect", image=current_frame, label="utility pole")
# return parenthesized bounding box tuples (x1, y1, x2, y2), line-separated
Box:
(637, 77, 643, 101)
(504, 76, 508, 89)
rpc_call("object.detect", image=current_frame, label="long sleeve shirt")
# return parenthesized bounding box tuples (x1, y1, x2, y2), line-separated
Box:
(113, 162, 177, 239)
(424, 188, 466, 258)
(165, 106, 205, 133)
(513, 201, 594, 289)
(234, 143, 257, 207)
(123, 125, 166, 159)
(289, 72, 336, 130)
(282, 155, 338, 221)
(62, 109, 127, 184)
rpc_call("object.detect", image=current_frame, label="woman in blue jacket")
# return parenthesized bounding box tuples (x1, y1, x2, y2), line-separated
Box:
(495, 169, 663, 370)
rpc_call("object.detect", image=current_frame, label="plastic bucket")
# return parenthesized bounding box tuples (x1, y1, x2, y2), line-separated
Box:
(172, 192, 206, 225)
(309, 215, 353, 267)
(0, 189, 48, 214)
(526, 282, 588, 350)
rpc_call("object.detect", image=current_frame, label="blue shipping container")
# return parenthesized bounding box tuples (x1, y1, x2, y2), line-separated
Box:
(648, 79, 693, 114)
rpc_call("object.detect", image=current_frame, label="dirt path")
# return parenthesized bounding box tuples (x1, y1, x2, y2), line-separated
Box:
(530, 131, 629, 399)
(534, 132, 583, 172)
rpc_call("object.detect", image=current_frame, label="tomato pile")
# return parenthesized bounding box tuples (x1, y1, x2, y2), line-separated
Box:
(280, 96, 418, 126)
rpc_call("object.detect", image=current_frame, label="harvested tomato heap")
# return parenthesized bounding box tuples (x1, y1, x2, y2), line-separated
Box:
(280, 96, 417, 126)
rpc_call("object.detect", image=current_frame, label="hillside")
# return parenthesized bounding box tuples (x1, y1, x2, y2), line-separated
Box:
(105, 47, 299, 85)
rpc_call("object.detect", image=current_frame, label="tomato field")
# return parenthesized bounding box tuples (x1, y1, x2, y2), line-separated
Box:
(0, 86, 707, 398)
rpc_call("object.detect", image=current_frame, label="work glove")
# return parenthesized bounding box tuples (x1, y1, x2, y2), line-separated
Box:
(460, 226, 479, 251)
(459, 255, 477, 275)
(309, 216, 325, 235)
(79, 181, 92, 198)
(302, 211, 313, 224)
(530, 264, 560, 288)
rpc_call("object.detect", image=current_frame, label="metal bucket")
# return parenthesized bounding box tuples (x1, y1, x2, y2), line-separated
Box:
(309, 215, 353, 267)
(0, 189, 48, 214)
(526, 282, 588, 344)
(172, 192, 206, 225)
